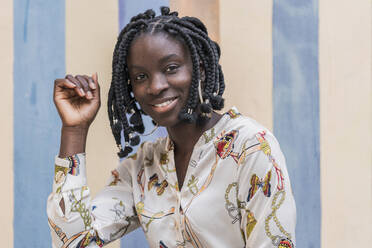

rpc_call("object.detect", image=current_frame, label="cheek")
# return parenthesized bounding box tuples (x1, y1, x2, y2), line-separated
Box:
(131, 84, 144, 101)
(131, 86, 147, 111)
(172, 69, 192, 91)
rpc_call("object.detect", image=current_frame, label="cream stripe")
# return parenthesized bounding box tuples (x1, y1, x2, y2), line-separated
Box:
(65, 1, 119, 247)
(170, 0, 273, 129)
(170, 0, 220, 43)
(319, 0, 372, 246)
(219, 0, 273, 130)
(0, 0, 13, 247)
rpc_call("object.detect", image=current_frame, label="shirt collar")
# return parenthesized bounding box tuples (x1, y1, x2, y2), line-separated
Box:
(163, 107, 240, 152)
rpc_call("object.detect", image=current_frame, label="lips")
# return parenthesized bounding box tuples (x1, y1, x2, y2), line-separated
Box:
(150, 97, 179, 113)
(150, 96, 178, 106)
(153, 99, 175, 107)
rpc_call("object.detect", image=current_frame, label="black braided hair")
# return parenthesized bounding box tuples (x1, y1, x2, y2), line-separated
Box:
(108, 7, 225, 158)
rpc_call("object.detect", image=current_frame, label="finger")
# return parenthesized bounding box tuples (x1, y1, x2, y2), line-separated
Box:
(76, 75, 93, 100)
(91, 72, 101, 98)
(53, 79, 78, 103)
(66, 74, 85, 97)
(83, 75, 96, 90)
(54, 79, 77, 99)
(82, 75, 96, 100)
(54, 78, 76, 90)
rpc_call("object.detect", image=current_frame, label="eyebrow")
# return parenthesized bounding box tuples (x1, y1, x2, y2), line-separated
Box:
(128, 53, 180, 70)
(159, 53, 179, 64)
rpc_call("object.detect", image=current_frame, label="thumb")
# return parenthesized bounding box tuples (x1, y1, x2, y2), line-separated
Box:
(92, 72, 98, 83)
(91, 72, 100, 98)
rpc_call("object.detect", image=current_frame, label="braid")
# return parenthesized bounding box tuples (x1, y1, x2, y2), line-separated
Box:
(108, 6, 225, 158)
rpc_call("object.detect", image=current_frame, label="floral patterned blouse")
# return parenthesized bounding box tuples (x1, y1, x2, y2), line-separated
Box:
(47, 107, 296, 248)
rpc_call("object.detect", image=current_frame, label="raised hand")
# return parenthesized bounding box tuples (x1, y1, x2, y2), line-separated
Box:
(54, 73, 101, 129)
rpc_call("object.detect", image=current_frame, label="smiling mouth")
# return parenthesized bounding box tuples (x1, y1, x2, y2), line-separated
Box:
(153, 99, 175, 107)
(150, 97, 179, 113)
(151, 97, 177, 107)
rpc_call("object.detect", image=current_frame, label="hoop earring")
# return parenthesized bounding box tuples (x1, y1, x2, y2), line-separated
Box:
(198, 79, 212, 118)
(198, 79, 204, 103)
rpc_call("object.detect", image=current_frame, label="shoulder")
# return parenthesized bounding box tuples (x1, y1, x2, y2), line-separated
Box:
(217, 108, 286, 174)
(221, 107, 277, 148)
(224, 109, 291, 191)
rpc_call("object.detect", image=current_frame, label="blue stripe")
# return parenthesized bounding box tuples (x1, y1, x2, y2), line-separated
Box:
(118, 1, 169, 247)
(119, 0, 169, 32)
(13, 0, 65, 247)
(273, 1, 320, 247)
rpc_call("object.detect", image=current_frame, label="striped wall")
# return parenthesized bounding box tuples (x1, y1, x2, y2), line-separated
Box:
(273, 1, 320, 246)
(319, 0, 372, 247)
(13, 0, 65, 247)
(65, 1, 120, 247)
(219, 0, 273, 130)
(1, 0, 371, 247)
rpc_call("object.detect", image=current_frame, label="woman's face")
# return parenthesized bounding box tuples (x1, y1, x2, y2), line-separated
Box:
(127, 32, 193, 127)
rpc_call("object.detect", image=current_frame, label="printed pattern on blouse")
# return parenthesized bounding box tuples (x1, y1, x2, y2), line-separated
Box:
(47, 107, 296, 248)
(54, 154, 81, 193)
(48, 218, 101, 248)
(255, 131, 294, 247)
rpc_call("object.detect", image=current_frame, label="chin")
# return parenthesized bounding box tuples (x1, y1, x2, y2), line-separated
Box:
(142, 102, 185, 128)
(152, 113, 182, 128)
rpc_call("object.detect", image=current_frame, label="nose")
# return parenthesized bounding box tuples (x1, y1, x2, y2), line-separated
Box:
(146, 74, 168, 95)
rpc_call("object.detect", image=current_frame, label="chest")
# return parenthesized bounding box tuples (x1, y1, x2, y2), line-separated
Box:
(132, 148, 243, 247)
(174, 152, 192, 190)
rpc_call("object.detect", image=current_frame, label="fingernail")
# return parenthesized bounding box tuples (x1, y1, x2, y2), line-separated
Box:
(79, 88, 86, 96)
(90, 82, 96, 90)
(66, 80, 76, 87)
(87, 91, 93, 99)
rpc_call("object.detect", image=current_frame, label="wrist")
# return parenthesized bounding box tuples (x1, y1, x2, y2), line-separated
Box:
(59, 126, 89, 158)
(61, 125, 89, 135)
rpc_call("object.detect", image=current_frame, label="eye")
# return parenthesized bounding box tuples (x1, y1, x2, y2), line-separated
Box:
(133, 73, 147, 82)
(165, 64, 179, 73)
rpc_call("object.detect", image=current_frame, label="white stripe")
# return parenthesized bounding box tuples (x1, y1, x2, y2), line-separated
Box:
(0, 0, 13, 247)
(319, 0, 372, 246)
(220, 0, 273, 131)
(66, 1, 119, 247)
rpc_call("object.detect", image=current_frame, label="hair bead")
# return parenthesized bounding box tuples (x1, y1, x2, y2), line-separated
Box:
(129, 133, 140, 146)
(129, 111, 142, 125)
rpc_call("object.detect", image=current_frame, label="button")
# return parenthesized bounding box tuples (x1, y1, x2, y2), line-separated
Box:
(189, 159, 197, 168)
(179, 206, 184, 215)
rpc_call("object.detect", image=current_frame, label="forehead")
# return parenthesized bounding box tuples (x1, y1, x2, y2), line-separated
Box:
(127, 32, 190, 64)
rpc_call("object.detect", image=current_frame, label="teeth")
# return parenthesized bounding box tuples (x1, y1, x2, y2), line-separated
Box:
(154, 99, 174, 107)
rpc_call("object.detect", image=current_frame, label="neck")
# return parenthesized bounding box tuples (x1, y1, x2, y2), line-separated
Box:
(166, 111, 222, 155)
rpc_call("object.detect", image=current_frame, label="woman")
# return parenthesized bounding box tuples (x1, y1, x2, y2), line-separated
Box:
(48, 7, 296, 248)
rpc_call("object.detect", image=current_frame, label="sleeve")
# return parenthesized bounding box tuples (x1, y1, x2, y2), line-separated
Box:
(47, 153, 140, 247)
(237, 131, 296, 248)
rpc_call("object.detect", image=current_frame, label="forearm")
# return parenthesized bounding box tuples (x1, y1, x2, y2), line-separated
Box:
(48, 153, 140, 247)
(59, 126, 89, 157)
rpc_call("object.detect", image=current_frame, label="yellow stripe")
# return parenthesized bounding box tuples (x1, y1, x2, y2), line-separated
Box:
(0, 0, 13, 247)
(219, 0, 273, 130)
(65, 1, 119, 247)
(319, 0, 372, 246)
